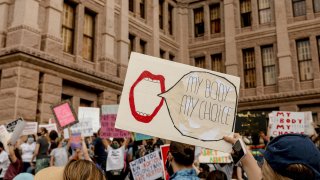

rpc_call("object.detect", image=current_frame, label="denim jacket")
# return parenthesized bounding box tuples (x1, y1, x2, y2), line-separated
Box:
(169, 168, 199, 180)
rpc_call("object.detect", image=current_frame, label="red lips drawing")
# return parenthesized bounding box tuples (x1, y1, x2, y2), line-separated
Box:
(129, 71, 166, 123)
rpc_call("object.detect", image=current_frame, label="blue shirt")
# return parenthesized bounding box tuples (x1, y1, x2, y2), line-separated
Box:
(169, 169, 199, 180)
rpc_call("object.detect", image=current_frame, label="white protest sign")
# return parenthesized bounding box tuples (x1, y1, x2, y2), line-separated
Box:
(70, 107, 96, 137)
(116, 53, 240, 152)
(269, 111, 305, 137)
(39, 124, 58, 133)
(21, 122, 38, 136)
(198, 148, 232, 163)
(80, 107, 100, 132)
(129, 151, 163, 180)
(0, 125, 11, 151)
(304, 111, 315, 136)
(9, 120, 26, 144)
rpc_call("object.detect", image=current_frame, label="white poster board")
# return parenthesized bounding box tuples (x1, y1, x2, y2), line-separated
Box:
(21, 122, 38, 136)
(129, 151, 163, 180)
(116, 53, 240, 152)
(70, 107, 98, 137)
(269, 111, 305, 137)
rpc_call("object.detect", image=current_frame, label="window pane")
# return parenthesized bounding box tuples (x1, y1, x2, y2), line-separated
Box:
(195, 57, 205, 68)
(194, 8, 204, 37)
(211, 54, 224, 73)
(62, 2, 75, 54)
(140, 40, 147, 54)
(259, 9, 271, 24)
(293, 0, 306, 16)
(240, 0, 252, 27)
(314, 0, 320, 12)
(168, 4, 173, 35)
(129, 0, 134, 12)
(210, 4, 220, 33)
(140, 0, 145, 19)
(159, 0, 164, 29)
(262, 46, 276, 85)
(240, 0, 251, 13)
(243, 48, 256, 88)
(258, 0, 270, 9)
(82, 11, 95, 61)
(297, 39, 313, 81)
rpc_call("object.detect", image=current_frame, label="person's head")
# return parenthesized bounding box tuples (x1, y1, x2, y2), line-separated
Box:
(63, 160, 106, 180)
(27, 135, 36, 144)
(261, 134, 320, 180)
(206, 170, 228, 180)
(56, 137, 65, 147)
(111, 138, 123, 149)
(49, 130, 59, 141)
(38, 127, 48, 136)
(167, 141, 195, 174)
(199, 163, 210, 173)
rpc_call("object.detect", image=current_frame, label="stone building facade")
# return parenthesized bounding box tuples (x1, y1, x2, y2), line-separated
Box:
(0, 0, 320, 126)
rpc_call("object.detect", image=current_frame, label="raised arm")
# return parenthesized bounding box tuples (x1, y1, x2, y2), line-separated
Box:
(7, 143, 17, 163)
(82, 137, 91, 161)
(224, 134, 262, 180)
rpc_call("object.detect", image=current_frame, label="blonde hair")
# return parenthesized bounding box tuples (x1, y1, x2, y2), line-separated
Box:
(262, 160, 314, 180)
(63, 160, 106, 180)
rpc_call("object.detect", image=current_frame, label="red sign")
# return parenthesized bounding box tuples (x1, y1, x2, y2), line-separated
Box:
(160, 144, 170, 180)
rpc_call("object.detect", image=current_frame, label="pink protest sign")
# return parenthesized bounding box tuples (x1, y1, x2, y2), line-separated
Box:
(101, 105, 131, 138)
(51, 101, 79, 129)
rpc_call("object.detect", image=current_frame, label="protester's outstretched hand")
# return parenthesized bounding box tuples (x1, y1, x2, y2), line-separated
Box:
(223, 133, 241, 145)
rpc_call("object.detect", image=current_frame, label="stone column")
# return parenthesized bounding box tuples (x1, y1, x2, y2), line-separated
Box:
(306, 0, 315, 20)
(176, 3, 189, 64)
(274, 0, 295, 92)
(74, 4, 84, 62)
(41, 0, 63, 57)
(6, 0, 41, 49)
(98, 90, 117, 106)
(0, 0, 10, 48)
(152, 0, 160, 56)
(255, 46, 264, 95)
(280, 105, 299, 112)
(224, 0, 239, 76)
(0, 66, 39, 122)
(37, 74, 62, 124)
(100, 0, 118, 76)
(118, 0, 130, 79)
(163, 1, 168, 35)
(204, 4, 210, 39)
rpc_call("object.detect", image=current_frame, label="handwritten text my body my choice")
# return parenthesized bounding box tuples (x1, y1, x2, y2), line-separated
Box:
(179, 75, 234, 126)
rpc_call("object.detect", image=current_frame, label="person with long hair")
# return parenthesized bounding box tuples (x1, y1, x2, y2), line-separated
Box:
(34, 159, 106, 180)
(4, 141, 23, 180)
(30, 127, 50, 173)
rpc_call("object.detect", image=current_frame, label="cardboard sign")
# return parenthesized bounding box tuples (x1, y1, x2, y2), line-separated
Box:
(130, 151, 163, 180)
(116, 53, 240, 152)
(70, 107, 96, 137)
(21, 122, 38, 136)
(70, 133, 82, 150)
(39, 124, 58, 133)
(9, 120, 26, 144)
(6, 118, 23, 133)
(0, 125, 11, 151)
(101, 105, 131, 138)
(51, 101, 79, 129)
(160, 144, 170, 180)
(134, 133, 153, 141)
(79, 107, 100, 132)
(269, 111, 305, 137)
(304, 111, 315, 136)
(198, 148, 232, 163)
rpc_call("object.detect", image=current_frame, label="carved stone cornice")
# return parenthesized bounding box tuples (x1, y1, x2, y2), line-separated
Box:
(7, 25, 41, 34)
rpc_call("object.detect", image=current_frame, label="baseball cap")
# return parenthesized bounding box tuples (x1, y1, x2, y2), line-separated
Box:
(263, 134, 320, 179)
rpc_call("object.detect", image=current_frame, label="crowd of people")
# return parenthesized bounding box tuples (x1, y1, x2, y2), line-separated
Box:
(0, 125, 318, 180)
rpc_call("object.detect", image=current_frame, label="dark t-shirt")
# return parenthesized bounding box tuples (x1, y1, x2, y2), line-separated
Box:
(37, 136, 49, 159)
(4, 159, 23, 180)
(94, 137, 107, 158)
